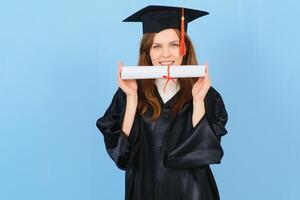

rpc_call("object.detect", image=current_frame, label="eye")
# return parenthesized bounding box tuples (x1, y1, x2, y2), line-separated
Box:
(152, 45, 161, 49)
(170, 43, 179, 48)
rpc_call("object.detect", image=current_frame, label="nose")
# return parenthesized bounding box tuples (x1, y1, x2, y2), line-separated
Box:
(161, 46, 171, 58)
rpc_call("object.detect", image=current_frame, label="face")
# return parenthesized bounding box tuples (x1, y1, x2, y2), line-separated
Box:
(149, 29, 183, 66)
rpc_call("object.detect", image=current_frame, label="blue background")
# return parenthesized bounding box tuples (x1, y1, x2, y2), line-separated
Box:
(1, 0, 299, 199)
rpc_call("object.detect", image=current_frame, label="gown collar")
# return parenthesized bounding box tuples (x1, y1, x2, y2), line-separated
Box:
(154, 78, 180, 106)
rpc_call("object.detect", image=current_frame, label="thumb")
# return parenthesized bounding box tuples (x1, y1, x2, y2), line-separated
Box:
(205, 61, 208, 73)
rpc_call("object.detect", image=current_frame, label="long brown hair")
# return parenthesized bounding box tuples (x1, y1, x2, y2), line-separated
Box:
(137, 29, 198, 121)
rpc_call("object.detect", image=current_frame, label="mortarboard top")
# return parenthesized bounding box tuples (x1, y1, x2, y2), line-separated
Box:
(122, 5, 209, 56)
(122, 5, 209, 34)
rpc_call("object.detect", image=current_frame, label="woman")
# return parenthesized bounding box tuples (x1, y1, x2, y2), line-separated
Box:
(96, 5, 228, 200)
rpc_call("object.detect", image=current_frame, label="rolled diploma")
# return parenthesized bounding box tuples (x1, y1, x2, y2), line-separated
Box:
(121, 65, 205, 79)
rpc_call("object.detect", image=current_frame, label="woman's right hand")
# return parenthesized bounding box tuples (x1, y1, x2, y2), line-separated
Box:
(117, 62, 138, 97)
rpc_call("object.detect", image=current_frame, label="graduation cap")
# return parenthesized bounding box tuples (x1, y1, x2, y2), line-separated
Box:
(123, 5, 209, 56)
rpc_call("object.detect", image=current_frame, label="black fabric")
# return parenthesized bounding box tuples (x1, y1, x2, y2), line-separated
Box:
(96, 86, 228, 200)
(122, 5, 209, 34)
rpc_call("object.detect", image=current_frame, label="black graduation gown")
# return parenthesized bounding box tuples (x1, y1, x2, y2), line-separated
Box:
(96, 86, 228, 200)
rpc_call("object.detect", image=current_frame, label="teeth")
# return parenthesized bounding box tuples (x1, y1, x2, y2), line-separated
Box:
(159, 61, 174, 65)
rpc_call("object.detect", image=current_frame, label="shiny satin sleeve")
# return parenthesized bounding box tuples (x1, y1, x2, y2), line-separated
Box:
(164, 88, 228, 169)
(96, 88, 139, 170)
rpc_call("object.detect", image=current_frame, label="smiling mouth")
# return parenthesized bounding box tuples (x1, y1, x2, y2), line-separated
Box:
(159, 61, 175, 66)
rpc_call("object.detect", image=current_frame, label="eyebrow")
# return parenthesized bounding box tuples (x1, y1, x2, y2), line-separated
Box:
(152, 40, 179, 45)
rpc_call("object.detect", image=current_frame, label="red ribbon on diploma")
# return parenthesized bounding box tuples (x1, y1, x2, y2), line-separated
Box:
(162, 65, 176, 93)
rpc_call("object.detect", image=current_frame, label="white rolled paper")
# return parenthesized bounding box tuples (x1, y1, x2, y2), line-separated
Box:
(121, 65, 205, 79)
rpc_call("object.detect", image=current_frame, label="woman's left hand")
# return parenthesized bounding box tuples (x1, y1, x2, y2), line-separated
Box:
(192, 62, 211, 101)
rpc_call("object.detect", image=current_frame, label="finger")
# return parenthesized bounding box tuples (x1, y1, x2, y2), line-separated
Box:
(205, 61, 208, 73)
(199, 76, 205, 81)
(118, 61, 124, 79)
(117, 62, 121, 77)
(117, 71, 121, 86)
(197, 76, 205, 82)
(117, 62, 123, 86)
(205, 61, 208, 76)
(207, 76, 212, 87)
(205, 62, 210, 80)
(118, 61, 123, 73)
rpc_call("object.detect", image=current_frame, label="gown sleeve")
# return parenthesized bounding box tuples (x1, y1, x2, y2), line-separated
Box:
(96, 88, 140, 170)
(164, 87, 228, 169)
